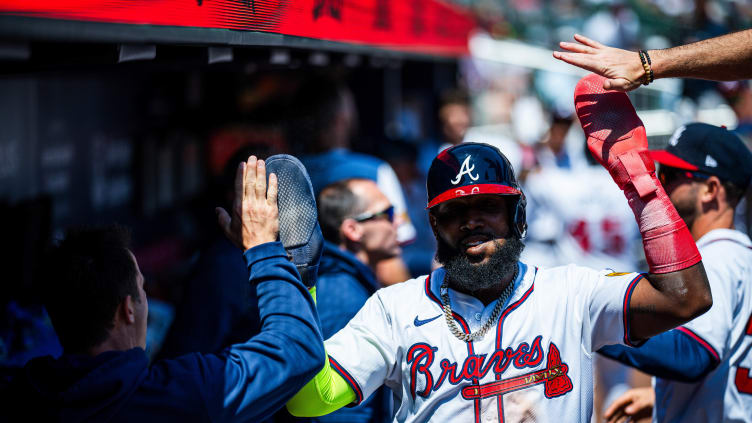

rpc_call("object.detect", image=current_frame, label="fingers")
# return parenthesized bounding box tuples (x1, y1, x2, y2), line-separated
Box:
(559, 41, 594, 54)
(255, 159, 267, 200)
(267, 173, 278, 207)
(552, 51, 600, 73)
(573, 33, 603, 48)
(244, 156, 257, 205)
(605, 392, 634, 418)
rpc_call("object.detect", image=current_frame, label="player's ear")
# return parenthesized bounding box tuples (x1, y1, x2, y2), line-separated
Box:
(428, 211, 439, 236)
(341, 218, 363, 243)
(700, 176, 721, 204)
(116, 295, 137, 325)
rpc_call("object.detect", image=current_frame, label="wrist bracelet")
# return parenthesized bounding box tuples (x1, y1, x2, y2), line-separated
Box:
(638, 50, 654, 85)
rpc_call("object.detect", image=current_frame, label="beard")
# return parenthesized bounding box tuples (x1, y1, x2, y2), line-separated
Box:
(672, 185, 700, 230)
(435, 234, 525, 294)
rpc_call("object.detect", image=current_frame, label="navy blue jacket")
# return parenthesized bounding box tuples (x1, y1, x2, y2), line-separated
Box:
(3, 242, 325, 423)
(598, 329, 719, 382)
(159, 236, 261, 358)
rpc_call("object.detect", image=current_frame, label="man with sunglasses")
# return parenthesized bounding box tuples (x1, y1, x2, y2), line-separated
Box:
(289, 178, 400, 423)
(600, 122, 752, 422)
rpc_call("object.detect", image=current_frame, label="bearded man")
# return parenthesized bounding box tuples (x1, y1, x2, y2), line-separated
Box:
(284, 75, 712, 422)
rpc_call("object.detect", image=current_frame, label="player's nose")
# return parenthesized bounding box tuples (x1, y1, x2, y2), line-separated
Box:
(459, 210, 485, 232)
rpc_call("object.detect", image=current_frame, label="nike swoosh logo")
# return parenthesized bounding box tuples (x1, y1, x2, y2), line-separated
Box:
(414, 314, 441, 327)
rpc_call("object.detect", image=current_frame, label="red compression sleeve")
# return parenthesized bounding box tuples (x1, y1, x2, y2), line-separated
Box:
(575, 74, 701, 274)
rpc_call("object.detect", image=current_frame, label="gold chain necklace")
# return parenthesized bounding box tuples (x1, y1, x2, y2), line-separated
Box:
(440, 266, 518, 343)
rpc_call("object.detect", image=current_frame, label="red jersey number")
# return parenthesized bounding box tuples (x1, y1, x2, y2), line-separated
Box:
(735, 312, 752, 395)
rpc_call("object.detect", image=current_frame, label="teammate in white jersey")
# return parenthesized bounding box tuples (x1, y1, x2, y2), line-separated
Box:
(599, 123, 752, 423)
(285, 74, 712, 422)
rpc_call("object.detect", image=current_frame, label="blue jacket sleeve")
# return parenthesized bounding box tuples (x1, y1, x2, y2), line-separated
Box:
(597, 329, 719, 383)
(205, 241, 326, 421)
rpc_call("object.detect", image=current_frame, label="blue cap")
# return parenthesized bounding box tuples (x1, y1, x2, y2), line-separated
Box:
(650, 123, 752, 189)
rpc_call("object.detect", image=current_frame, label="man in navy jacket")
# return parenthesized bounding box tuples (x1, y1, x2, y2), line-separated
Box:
(2, 156, 325, 422)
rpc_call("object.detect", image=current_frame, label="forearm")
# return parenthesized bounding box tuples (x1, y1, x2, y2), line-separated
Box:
(598, 329, 719, 382)
(574, 75, 710, 342)
(219, 242, 326, 421)
(635, 264, 710, 330)
(286, 355, 357, 417)
(652, 29, 752, 81)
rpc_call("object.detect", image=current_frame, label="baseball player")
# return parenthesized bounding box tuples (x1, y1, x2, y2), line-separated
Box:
(285, 74, 711, 422)
(598, 123, 752, 423)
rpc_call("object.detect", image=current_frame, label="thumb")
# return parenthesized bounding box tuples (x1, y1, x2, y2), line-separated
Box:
(216, 207, 232, 234)
(603, 78, 630, 91)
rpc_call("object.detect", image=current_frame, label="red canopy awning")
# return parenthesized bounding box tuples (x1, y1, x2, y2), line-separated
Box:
(0, 0, 474, 57)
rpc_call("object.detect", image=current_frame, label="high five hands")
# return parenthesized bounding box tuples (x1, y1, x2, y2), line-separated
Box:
(554, 34, 645, 92)
(554, 30, 752, 91)
(216, 156, 280, 251)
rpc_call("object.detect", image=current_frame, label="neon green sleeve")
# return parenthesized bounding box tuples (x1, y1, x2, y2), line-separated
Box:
(285, 354, 357, 417)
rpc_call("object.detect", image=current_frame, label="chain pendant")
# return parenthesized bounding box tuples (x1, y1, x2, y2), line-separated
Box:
(440, 266, 518, 343)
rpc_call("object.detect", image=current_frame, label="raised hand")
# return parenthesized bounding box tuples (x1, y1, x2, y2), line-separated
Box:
(554, 34, 645, 92)
(604, 387, 654, 423)
(216, 156, 280, 251)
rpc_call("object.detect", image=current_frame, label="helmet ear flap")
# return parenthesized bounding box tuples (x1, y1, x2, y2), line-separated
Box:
(513, 193, 527, 239)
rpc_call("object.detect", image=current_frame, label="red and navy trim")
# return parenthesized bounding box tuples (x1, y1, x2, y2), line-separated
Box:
(329, 355, 364, 406)
(676, 326, 721, 363)
(494, 265, 536, 422)
(622, 274, 647, 347)
(426, 183, 521, 209)
(424, 273, 482, 423)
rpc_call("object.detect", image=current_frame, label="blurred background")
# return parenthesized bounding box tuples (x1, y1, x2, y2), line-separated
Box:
(0, 1, 749, 420)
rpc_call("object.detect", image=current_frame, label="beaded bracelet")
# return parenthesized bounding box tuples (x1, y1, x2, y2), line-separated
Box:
(638, 49, 654, 85)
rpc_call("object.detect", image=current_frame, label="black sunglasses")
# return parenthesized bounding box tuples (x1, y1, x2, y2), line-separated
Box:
(658, 166, 710, 186)
(352, 205, 395, 223)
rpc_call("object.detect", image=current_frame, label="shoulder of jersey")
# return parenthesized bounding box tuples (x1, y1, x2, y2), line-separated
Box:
(533, 263, 609, 286)
(375, 275, 430, 303)
(699, 235, 752, 271)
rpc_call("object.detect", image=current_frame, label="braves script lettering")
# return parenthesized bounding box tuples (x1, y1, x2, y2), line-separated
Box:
(407, 336, 545, 399)
(450, 155, 480, 185)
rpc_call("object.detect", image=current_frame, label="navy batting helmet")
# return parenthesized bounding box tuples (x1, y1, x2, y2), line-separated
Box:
(427, 142, 527, 238)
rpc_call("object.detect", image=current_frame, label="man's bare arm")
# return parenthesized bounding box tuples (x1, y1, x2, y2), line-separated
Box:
(554, 30, 752, 91)
(630, 264, 710, 340)
(573, 73, 712, 343)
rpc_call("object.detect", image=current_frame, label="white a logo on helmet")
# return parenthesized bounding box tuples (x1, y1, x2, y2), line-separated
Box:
(451, 155, 480, 185)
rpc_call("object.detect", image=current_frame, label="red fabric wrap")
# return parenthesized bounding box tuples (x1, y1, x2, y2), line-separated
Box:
(575, 74, 701, 274)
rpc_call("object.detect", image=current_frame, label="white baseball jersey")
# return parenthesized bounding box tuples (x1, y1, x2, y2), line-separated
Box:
(325, 262, 645, 422)
(653, 228, 752, 422)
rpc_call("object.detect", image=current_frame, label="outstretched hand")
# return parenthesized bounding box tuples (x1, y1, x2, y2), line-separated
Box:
(554, 34, 645, 92)
(604, 387, 655, 423)
(216, 156, 280, 251)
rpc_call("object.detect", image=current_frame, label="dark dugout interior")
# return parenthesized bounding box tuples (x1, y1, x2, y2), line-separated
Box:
(0, 41, 458, 358)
